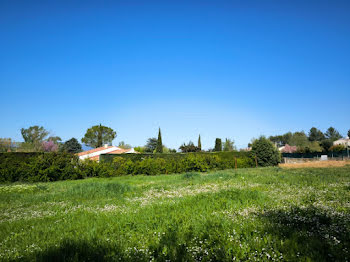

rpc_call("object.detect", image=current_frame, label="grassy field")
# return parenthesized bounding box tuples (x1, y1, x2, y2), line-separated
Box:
(0, 166, 349, 261)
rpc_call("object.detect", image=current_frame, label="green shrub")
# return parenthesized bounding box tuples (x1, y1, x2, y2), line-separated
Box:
(251, 136, 281, 167)
(0, 152, 82, 182)
(0, 151, 260, 182)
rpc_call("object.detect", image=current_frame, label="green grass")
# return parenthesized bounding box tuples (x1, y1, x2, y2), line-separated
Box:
(0, 166, 349, 261)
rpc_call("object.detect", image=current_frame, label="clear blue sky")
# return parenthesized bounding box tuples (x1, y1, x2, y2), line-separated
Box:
(1, 0, 349, 149)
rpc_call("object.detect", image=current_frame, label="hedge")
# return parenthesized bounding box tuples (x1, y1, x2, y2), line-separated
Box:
(0, 152, 255, 183)
(104, 152, 255, 176)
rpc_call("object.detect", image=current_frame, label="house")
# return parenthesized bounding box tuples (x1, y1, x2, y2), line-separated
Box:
(77, 144, 136, 161)
(333, 137, 350, 147)
(279, 144, 297, 153)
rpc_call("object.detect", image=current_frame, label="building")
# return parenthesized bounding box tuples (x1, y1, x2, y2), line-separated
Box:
(333, 137, 350, 147)
(77, 144, 136, 161)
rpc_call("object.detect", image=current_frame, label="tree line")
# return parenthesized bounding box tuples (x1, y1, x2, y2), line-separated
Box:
(268, 127, 349, 153)
(1, 124, 348, 154)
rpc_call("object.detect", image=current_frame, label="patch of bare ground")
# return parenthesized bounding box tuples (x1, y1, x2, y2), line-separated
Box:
(280, 160, 350, 168)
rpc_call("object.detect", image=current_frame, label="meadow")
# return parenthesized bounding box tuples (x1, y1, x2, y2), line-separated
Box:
(0, 166, 349, 261)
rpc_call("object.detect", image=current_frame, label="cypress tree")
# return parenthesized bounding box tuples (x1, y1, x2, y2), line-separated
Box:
(156, 128, 163, 153)
(214, 138, 222, 152)
(198, 135, 202, 151)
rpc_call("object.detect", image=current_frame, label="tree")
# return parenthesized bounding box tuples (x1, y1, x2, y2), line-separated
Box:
(289, 132, 309, 147)
(348, 129, 350, 138)
(223, 138, 235, 151)
(0, 138, 13, 152)
(308, 127, 325, 142)
(329, 144, 345, 152)
(145, 138, 158, 153)
(134, 146, 146, 153)
(269, 132, 292, 147)
(42, 140, 58, 152)
(179, 141, 200, 153)
(156, 128, 163, 153)
(325, 127, 342, 141)
(61, 138, 82, 153)
(320, 139, 333, 152)
(21, 126, 49, 144)
(198, 135, 202, 151)
(214, 138, 222, 152)
(81, 124, 116, 148)
(118, 141, 132, 149)
(251, 136, 281, 167)
(48, 136, 62, 144)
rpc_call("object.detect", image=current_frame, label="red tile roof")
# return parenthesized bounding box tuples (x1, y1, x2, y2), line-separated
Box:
(108, 148, 131, 154)
(77, 146, 114, 156)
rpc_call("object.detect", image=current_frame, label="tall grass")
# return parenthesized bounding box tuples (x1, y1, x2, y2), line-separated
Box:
(0, 166, 349, 261)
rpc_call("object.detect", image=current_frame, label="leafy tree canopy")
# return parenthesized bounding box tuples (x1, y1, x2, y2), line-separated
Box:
(308, 127, 325, 142)
(289, 132, 309, 147)
(0, 138, 13, 152)
(81, 124, 116, 148)
(325, 127, 342, 141)
(61, 138, 82, 153)
(48, 136, 62, 144)
(21, 126, 49, 144)
(179, 141, 200, 153)
(145, 138, 158, 153)
(118, 141, 132, 149)
(223, 138, 236, 151)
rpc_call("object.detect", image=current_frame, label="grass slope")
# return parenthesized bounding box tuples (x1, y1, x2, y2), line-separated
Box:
(0, 167, 350, 261)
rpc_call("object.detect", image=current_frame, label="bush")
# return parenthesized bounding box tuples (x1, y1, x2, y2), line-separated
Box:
(0, 151, 262, 182)
(251, 136, 281, 167)
(0, 152, 82, 182)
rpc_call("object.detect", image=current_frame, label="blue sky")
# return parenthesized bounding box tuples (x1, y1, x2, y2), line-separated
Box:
(1, 0, 349, 149)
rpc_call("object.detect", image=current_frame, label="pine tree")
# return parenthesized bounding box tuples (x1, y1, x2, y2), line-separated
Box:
(214, 138, 222, 152)
(198, 135, 202, 151)
(156, 128, 163, 153)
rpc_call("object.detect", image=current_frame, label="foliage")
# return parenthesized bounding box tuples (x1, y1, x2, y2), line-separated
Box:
(214, 138, 222, 152)
(48, 136, 62, 144)
(118, 141, 132, 149)
(60, 138, 82, 153)
(308, 127, 325, 141)
(223, 138, 235, 151)
(289, 131, 309, 147)
(251, 136, 281, 166)
(81, 124, 116, 148)
(21, 125, 49, 144)
(134, 146, 146, 153)
(329, 144, 346, 152)
(325, 127, 342, 141)
(0, 152, 255, 182)
(348, 129, 350, 138)
(156, 128, 163, 153)
(297, 141, 323, 153)
(320, 139, 333, 152)
(42, 141, 58, 152)
(269, 132, 292, 147)
(198, 135, 202, 151)
(145, 138, 158, 153)
(1, 167, 349, 261)
(0, 138, 13, 152)
(21, 125, 49, 151)
(179, 141, 201, 153)
(0, 153, 82, 182)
